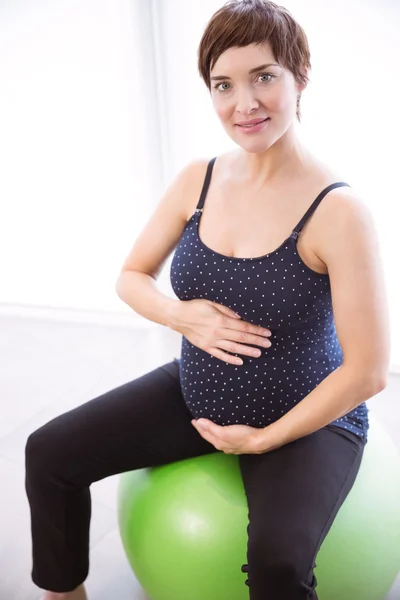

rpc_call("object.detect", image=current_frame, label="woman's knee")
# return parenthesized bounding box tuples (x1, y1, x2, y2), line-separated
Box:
(25, 417, 68, 480)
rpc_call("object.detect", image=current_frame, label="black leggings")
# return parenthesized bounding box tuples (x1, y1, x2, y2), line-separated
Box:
(25, 358, 365, 599)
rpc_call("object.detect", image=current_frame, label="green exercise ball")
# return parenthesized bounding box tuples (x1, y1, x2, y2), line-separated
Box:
(118, 415, 400, 600)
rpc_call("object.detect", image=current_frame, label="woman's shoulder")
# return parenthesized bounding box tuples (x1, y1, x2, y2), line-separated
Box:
(175, 157, 215, 220)
(310, 157, 365, 209)
(306, 159, 373, 255)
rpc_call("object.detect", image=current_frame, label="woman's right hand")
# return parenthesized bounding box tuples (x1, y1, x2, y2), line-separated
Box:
(169, 299, 272, 365)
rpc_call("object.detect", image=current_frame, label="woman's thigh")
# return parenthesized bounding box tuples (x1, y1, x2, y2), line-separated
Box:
(26, 358, 218, 487)
(238, 426, 365, 585)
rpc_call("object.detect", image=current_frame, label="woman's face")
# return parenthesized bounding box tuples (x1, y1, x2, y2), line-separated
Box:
(210, 42, 304, 153)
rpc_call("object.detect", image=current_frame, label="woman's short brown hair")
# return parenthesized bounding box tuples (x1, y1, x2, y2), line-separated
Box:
(197, 0, 311, 122)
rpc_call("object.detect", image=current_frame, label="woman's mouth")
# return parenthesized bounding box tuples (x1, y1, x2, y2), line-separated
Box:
(235, 118, 270, 134)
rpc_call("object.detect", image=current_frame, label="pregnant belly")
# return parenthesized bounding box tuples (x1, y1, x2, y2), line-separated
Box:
(178, 337, 333, 427)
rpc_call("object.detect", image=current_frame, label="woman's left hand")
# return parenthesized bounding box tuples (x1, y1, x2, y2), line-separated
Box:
(191, 418, 264, 454)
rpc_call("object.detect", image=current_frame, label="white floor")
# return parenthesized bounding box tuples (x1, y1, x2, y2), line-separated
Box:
(0, 314, 399, 600)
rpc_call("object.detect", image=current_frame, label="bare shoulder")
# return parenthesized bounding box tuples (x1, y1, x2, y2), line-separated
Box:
(116, 156, 212, 277)
(315, 175, 374, 234)
(304, 156, 372, 231)
(312, 178, 379, 265)
(178, 157, 214, 220)
(297, 156, 378, 270)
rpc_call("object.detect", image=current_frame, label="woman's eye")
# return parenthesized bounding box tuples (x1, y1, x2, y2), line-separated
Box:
(215, 82, 231, 92)
(259, 73, 274, 83)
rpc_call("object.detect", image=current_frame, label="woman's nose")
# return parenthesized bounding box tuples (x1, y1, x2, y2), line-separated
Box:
(235, 94, 259, 115)
(233, 85, 259, 114)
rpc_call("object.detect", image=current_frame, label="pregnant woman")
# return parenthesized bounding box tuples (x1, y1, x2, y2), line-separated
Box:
(25, 1, 390, 598)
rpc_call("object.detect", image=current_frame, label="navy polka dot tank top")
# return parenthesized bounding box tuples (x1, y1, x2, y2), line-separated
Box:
(170, 157, 369, 442)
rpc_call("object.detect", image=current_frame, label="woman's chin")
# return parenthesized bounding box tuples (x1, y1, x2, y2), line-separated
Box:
(234, 136, 274, 153)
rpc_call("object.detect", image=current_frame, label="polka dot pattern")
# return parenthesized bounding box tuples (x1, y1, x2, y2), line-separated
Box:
(170, 159, 369, 443)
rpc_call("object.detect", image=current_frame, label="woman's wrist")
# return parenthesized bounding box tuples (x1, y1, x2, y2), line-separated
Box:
(164, 299, 183, 330)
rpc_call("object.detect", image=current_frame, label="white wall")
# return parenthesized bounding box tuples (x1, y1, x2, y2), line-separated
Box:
(0, 0, 162, 313)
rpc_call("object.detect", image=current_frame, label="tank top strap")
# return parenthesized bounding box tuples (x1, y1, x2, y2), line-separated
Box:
(292, 181, 351, 238)
(195, 156, 217, 212)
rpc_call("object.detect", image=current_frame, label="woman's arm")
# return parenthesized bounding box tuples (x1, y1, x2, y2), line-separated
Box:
(254, 188, 391, 453)
(115, 159, 209, 326)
